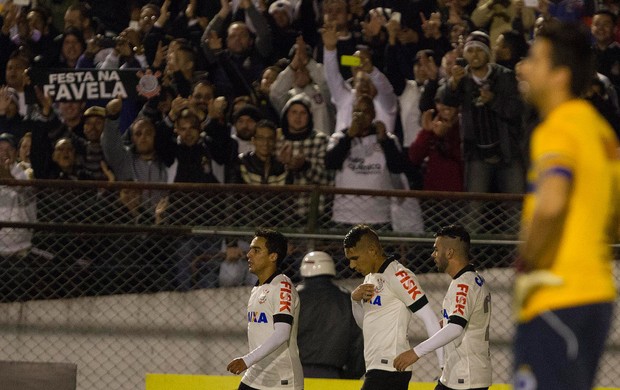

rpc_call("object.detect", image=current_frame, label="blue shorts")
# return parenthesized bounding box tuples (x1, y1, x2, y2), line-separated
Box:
(514, 302, 613, 390)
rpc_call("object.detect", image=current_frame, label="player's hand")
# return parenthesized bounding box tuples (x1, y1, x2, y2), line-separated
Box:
(393, 349, 419, 371)
(227, 358, 248, 375)
(351, 283, 375, 302)
(514, 270, 563, 308)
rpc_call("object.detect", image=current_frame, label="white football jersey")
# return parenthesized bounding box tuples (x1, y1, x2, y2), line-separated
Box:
(440, 265, 492, 389)
(242, 273, 304, 389)
(361, 258, 430, 371)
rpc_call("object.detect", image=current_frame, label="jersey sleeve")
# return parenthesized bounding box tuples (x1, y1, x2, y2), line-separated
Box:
(271, 277, 295, 325)
(387, 265, 429, 313)
(532, 121, 578, 180)
(445, 277, 480, 327)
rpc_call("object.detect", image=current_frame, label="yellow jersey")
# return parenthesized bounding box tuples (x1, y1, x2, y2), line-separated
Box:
(519, 99, 618, 322)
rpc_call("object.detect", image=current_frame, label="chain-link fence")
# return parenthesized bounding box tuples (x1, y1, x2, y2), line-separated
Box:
(0, 180, 618, 389)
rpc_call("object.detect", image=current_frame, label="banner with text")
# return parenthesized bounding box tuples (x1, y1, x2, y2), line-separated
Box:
(29, 68, 145, 102)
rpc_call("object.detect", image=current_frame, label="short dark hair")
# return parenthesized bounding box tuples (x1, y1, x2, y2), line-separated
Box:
(343, 224, 378, 249)
(256, 119, 277, 133)
(499, 30, 529, 60)
(255, 228, 288, 264)
(435, 224, 471, 252)
(593, 10, 617, 25)
(538, 20, 595, 97)
(175, 109, 201, 129)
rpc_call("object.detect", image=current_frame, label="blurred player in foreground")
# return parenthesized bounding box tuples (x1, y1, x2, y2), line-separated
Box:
(514, 20, 619, 390)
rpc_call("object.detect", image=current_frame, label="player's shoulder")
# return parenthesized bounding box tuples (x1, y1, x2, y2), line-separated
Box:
(270, 273, 293, 284)
(383, 259, 417, 278)
(453, 266, 487, 287)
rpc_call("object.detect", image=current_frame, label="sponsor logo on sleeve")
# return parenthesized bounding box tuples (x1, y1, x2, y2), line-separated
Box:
(395, 270, 422, 301)
(453, 284, 469, 315)
(279, 281, 292, 313)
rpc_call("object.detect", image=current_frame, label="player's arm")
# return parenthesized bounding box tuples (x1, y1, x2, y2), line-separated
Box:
(519, 167, 571, 270)
(394, 321, 463, 371)
(412, 304, 444, 367)
(243, 317, 292, 366)
(388, 267, 444, 368)
(227, 315, 293, 375)
(351, 283, 374, 328)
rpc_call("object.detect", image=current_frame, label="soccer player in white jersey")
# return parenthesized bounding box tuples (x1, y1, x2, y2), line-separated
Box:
(227, 228, 304, 390)
(344, 225, 444, 390)
(394, 224, 492, 390)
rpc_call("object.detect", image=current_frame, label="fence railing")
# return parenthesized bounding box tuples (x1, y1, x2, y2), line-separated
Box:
(0, 180, 617, 390)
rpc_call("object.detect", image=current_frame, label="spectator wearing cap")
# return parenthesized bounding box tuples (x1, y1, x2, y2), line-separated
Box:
(267, 0, 300, 60)
(270, 36, 335, 134)
(0, 132, 36, 260)
(409, 84, 464, 192)
(70, 106, 108, 180)
(231, 103, 262, 155)
(445, 30, 524, 195)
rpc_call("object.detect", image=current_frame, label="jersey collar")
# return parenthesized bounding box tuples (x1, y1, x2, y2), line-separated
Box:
(256, 272, 279, 286)
(377, 254, 399, 273)
(452, 264, 476, 280)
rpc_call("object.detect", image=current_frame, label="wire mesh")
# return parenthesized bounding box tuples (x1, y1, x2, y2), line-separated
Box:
(0, 180, 617, 390)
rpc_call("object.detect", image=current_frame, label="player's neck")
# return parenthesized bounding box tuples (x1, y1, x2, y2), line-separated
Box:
(540, 89, 574, 118)
(257, 268, 277, 285)
(372, 255, 388, 273)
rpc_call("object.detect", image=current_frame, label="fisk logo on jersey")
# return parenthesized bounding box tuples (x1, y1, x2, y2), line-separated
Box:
(279, 281, 292, 313)
(453, 284, 469, 315)
(248, 311, 268, 323)
(395, 270, 422, 301)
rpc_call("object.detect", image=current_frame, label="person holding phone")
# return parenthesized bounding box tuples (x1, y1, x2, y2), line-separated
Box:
(321, 22, 397, 135)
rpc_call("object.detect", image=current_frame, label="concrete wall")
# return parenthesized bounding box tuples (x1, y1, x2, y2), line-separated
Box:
(0, 267, 618, 390)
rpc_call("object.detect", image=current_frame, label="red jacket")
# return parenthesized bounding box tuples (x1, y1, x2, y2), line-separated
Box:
(408, 124, 464, 192)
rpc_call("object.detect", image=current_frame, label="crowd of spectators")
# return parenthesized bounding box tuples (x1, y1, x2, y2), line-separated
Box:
(0, 0, 619, 293)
